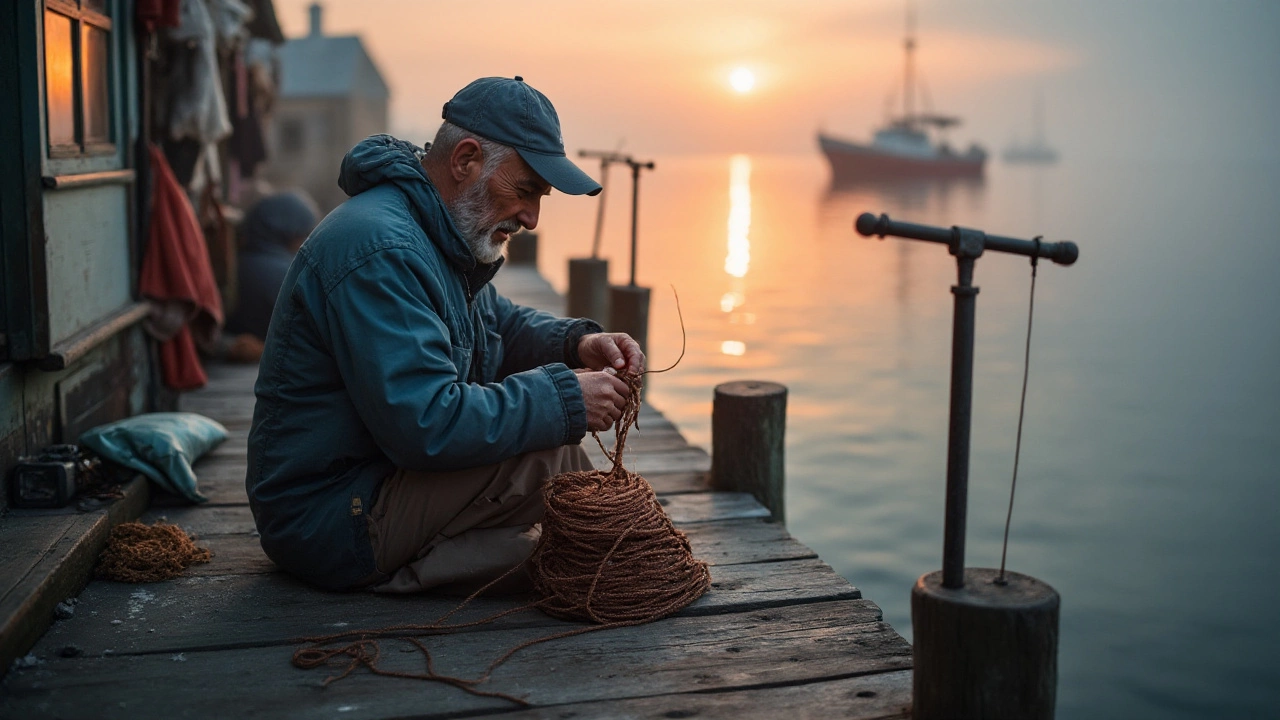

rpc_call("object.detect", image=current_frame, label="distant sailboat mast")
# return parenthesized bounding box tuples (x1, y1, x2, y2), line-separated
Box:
(1003, 90, 1059, 164)
(1032, 91, 1045, 146)
(903, 3, 916, 126)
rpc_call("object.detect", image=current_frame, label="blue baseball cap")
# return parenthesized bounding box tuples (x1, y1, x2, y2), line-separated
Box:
(442, 76, 602, 196)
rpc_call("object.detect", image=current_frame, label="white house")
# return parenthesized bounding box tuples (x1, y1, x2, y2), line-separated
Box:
(264, 3, 389, 211)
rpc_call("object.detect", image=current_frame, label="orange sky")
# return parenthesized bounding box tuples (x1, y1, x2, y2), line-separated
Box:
(272, 0, 1079, 154)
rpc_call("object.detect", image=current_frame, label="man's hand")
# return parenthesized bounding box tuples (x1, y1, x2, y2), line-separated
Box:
(576, 368, 631, 432)
(577, 333, 645, 375)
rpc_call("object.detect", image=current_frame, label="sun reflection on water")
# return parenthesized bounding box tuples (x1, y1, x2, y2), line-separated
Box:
(725, 154, 751, 279)
(721, 155, 753, 357)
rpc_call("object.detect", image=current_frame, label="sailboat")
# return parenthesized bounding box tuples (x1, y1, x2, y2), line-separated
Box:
(1003, 94, 1059, 164)
(818, 8, 986, 181)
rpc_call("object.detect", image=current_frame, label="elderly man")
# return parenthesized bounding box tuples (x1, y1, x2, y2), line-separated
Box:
(247, 77, 642, 593)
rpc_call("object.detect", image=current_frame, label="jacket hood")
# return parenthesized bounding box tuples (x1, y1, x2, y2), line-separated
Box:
(337, 134, 501, 288)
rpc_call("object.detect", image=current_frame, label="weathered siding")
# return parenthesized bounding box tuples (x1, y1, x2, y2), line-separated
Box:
(1, 0, 152, 517)
(42, 184, 133, 345)
(0, 364, 25, 513)
(0, 328, 150, 514)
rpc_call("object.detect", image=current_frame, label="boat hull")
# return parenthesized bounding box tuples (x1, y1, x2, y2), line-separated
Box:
(818, 133, 985, 181)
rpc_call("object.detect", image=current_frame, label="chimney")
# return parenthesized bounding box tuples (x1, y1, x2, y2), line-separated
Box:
(308, 2, 322, 37)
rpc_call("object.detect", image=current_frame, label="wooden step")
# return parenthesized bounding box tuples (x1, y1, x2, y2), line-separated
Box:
(0, 477, 149, 674)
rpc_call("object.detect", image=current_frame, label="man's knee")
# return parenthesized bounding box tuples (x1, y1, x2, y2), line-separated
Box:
(543, 443, 593, 475)
(368, 444, 593, 580)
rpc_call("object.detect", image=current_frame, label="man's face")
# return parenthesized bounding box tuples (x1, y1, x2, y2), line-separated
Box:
(450, 152, 551, 264)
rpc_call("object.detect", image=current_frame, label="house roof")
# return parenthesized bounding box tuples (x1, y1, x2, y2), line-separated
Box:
(277, 34, 390, 100)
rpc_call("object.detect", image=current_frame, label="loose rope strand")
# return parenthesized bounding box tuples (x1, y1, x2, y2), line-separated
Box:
(595, 285, 685, 472)
(998, 240, 1040, 583)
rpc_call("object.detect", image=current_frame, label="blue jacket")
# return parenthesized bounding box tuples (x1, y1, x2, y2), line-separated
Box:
(246, 135, 599, 590)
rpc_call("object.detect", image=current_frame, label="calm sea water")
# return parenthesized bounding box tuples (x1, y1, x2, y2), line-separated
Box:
(532, 152, 1280, 719)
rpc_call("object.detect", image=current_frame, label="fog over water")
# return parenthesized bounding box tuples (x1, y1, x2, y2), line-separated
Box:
(276, 0, 1280, 163)
(533, 151, 1280, 720)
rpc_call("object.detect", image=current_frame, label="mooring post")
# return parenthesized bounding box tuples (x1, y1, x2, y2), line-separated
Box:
(608, 284, 650, 354)
(568, 258, 610, 325)
(711, 381, 787, 524)
(569, 150, 629, 326)
(943, 242, 980, 589)
(854, 212, 1075, 720)
(623, 158, 653, 287)
(507, 229, 538, 266)
(912, 568, 1060, 720)
(608, 157, 655, 354)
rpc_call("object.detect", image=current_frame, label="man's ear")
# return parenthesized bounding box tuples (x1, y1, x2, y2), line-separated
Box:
(449, 138, 484, 184)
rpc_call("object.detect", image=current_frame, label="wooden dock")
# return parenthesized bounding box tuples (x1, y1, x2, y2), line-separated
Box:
(1, 265, 912, 719)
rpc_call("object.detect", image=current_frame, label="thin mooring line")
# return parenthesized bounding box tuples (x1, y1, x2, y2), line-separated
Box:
(998, 238, 1041, 584)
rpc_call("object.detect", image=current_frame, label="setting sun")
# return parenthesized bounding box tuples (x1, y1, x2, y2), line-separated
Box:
(729, 67, 756, 94)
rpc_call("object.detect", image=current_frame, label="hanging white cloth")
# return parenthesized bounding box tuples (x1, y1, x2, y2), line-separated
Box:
(166, 0, 237, 145)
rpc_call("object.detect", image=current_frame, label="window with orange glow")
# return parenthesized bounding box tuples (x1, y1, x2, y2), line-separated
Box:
(82, 24, 110, 143)
(43, 10, 75, 147)
(42, 0, 113, 157)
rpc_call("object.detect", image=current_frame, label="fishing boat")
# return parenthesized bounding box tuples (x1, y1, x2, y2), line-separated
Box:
(818, 10, 986, 181)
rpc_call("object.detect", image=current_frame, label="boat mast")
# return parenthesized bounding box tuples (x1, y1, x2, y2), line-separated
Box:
(1032, 91, 1045, 145)
(904, 1, 916, 127)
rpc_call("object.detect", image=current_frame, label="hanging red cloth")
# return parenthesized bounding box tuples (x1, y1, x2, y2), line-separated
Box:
(136, 0, 181, 32)
(140, 145, 223, 391)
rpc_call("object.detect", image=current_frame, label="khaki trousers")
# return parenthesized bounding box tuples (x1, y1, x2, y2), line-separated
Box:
(366, 444, 593, 594)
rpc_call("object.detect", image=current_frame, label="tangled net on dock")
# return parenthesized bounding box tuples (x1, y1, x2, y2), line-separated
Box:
(295, 367, 710, 706)
(95, 521, 212, 583)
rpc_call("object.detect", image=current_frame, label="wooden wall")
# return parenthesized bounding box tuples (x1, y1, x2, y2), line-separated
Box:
(0, 328, 151, 513)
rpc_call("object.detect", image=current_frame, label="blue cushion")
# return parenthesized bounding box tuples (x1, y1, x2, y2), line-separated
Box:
(79, 412, 227, 503)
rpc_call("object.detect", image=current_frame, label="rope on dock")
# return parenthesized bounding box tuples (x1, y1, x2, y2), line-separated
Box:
(95, 521, 212, 583)
(534, 372, 711, 624)
(293, 369, 710, 706)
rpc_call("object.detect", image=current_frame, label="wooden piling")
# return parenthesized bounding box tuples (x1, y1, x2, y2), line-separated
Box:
(568, 258, 610, 326)
(711, 381, 787, 524)
(608, 284, 650, 354)
(912, 567, 1060, 720)
(507, 230, 538, 265)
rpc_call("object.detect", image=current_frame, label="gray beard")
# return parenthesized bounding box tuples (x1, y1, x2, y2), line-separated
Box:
(448, 180, 520, 265)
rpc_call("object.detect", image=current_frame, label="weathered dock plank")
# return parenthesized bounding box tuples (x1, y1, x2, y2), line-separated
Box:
(141, 491, 771, 539)
(643, 470, 713, 495)
(0, 477, 150, 675)
(493, 670, 914, 720)
(175, 516, 813, 579)
(0, 515, 81, 595)
(3, 600, 909, 720)
(587, 444, 711, 475)
(658, 492, 771, 524)
(25, 557, 861, 658)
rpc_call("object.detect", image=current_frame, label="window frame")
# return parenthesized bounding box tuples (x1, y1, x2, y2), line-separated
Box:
(42, 0, 117, 166)
(1, 0, 135, 363)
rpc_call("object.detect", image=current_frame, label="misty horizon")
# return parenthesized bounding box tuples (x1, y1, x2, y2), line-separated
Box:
(273, 0, 1280, 164)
